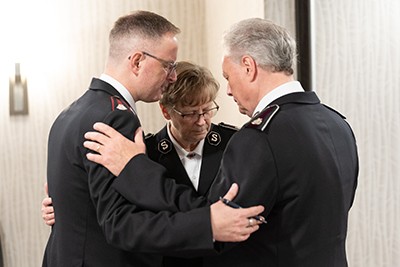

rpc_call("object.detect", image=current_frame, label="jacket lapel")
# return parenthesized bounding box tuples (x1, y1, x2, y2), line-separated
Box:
(156, 127, 196, 191)
(197, 125, 226, 196)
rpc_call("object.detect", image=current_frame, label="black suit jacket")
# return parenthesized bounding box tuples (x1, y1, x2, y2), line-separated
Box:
(145, 123, 237, 266)
(204, 91, 359, 266)
(43, 78, 214, 267)
(113, 91, 358, 267)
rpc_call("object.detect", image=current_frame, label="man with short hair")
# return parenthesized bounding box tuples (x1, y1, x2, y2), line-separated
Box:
(42, 61, 242, 266)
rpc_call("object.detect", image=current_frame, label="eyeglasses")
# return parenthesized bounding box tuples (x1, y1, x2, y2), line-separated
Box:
(172, 101, 219, 121)
(142, 51, 177, 75)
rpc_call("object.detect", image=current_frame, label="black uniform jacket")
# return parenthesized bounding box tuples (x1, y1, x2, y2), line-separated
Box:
(145, 123, 237, 266)
(145, 123, 237, 196)
(113, 91, 358, 267)
(43, 78, 214, 267)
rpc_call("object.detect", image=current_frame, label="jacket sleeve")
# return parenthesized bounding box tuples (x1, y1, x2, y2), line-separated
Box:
(102, 195, 214, 255)
(112, 154, 211, 212)
(84, 109, 214, 254)
(208, 128, 279, 217)
(205, 128, 279, 253)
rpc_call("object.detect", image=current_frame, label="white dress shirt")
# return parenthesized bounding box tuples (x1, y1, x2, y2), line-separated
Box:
(99, 73, 137, 113)
(167, 123, 204, 190)
(253, 81, 305, 116)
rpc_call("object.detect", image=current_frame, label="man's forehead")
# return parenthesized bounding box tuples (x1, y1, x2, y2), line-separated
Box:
(152, 35, 178, 59)
(221, 56, 231, 72)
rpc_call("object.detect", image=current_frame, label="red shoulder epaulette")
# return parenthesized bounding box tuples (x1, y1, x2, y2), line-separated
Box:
(110, 95, 135, 114)
(244, 104, 279, 131)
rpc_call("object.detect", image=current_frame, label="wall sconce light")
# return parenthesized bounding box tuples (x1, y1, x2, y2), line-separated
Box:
(9, 63, 29, 115)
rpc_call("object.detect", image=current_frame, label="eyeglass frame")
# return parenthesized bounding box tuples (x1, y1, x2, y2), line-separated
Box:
(172, 101, 219, 121)
(142, 51, 178, 76)
(128, 51, 177, 75)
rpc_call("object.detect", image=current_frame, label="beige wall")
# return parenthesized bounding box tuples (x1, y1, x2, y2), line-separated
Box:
(204, 0, 264, 127)
(0, 0, 399, 266)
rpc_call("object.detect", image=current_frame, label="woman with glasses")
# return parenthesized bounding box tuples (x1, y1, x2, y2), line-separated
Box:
(146, 61, 237, 266)
(148, 61, 234, 192)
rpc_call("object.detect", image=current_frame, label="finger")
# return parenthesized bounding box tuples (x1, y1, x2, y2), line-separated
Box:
(222, 183, 239, 201)
(84, 131, 108, 145)
(83, 141, 102, 153)
(93, 122, 118, 138)
(247, 218, 255, 227)
(240, 205, 265, 218)
(42, 204, 54, 214)
(46, 207, 55, 214)
(236, 234, 250, 242)
(254, 216, 266, 225)
(86, 152, 103, 165)
(42, 211, 54, 221)
(43, 207, 54, 217)
(244, 224, 259, 234)
(42, 197, 53, 206)
(235, 225, 260, 242)
(44, 182, 48, 196)
(46, 219, 55, 226)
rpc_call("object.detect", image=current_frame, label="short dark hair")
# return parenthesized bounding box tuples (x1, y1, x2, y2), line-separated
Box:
(108, 10, 180, 62)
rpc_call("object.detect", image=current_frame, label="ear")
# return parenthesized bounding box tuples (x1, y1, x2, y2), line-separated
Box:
(129, 52, 143, 75)
(241, 55, 257, 82)
(159, 103, 172, 120)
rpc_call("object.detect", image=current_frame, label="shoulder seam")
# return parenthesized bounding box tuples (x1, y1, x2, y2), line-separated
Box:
(218, 122, 239, 131)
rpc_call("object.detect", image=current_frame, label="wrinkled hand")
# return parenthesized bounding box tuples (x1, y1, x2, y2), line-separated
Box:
(84, 123, 146, 176)
(210, 183, 264, 242)
(41, 182, 55, 226)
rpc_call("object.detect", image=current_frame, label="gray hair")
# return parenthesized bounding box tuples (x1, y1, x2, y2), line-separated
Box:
(223, 18, 296, 75)
(108, 10, 180, 62)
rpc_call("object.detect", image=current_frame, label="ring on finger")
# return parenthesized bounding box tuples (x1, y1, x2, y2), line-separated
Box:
(248, 218, 255, 227)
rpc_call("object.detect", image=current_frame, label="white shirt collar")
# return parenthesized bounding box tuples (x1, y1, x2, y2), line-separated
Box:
(166, 122, 204, 159)
(99, 73, 137, 113)
(253, 81, 304, 116)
